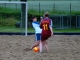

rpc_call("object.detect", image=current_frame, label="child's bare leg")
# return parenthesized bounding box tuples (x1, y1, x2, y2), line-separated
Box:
(45, 41, 49, 52)
(31, 41, 40, 49)
(42, 40, 49, 52)
(39, 40, 42, 52)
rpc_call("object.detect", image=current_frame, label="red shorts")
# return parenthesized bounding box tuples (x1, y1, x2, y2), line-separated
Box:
(41, 30, 51, 41)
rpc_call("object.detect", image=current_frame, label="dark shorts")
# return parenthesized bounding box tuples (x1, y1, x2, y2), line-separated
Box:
(41, 31, 51, 41)
(35, 33, 41, 41)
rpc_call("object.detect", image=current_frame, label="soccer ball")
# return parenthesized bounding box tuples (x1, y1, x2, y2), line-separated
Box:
(33, 47, 39, 52)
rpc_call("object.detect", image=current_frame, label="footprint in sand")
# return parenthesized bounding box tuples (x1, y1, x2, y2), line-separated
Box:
(23, 48, 31, 52)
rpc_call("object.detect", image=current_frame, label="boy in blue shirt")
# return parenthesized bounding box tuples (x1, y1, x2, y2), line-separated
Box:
(30, 16, 42, 52)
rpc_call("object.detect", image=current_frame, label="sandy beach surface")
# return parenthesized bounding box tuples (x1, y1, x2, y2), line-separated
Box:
(0, 35, 80, 60)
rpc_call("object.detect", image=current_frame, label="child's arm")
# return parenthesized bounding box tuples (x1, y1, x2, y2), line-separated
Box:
(40, 22, 42, 29)
(50, 26, 53, 36)
(50, 19, 53, 35)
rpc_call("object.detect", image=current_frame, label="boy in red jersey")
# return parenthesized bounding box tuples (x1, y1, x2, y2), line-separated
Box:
(40, 12, 53, 52)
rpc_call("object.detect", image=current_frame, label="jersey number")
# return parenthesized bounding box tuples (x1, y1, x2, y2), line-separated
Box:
(43, 24, 48, 30)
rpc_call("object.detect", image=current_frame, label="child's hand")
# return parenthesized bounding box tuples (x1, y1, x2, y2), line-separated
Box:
(40, 17, 43, 21)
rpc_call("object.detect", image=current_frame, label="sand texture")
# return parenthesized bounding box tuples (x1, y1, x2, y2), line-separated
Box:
(0, 35, 80, 60)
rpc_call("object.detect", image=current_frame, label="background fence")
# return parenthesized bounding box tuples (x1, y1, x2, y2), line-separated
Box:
(0, 1, 80, 33)
(0, 2, 26, 34)
(28, 1, 80, 13)
(0, 1, 80, 13)
(27, 1, 80, 29)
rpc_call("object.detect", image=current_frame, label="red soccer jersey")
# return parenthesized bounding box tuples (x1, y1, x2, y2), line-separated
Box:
(40, 18, 51, 40)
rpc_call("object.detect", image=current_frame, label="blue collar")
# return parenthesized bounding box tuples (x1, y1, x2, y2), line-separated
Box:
(32, 22, 39, 24)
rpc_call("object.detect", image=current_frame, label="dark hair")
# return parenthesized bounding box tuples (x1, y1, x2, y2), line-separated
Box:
(45, 14, 49, 17)
(32, 16, 36, 20)
(44, 12, 49, 17)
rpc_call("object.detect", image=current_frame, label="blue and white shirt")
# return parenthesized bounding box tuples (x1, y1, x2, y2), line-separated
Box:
(32, 22, 42, 34)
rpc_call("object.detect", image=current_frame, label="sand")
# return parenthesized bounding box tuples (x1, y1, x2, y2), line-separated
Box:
(0, 35, 80, 60)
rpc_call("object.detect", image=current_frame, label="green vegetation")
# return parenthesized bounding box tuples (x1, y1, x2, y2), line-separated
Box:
(0, 7, 21, 20)
(0, 27, 34, 32)
(0, 7, 80, 33)
(0, 18, 19, 27)
(0, 7, 20, 13)
(0, 26, 21, 32)
(70, 11, 80, 15)
(30, 28, 80, 33)
(29, 9, 80, 15)
(0, 7, 20, 27)
(54, 28, 80, 32)
(0, 27, 80, 32)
